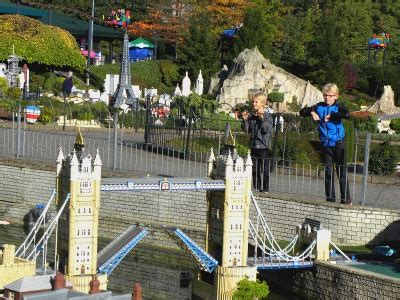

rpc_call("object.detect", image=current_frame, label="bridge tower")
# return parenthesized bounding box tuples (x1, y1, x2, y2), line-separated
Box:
(205, 149, 257, 299)
(56, 131, 107, 293)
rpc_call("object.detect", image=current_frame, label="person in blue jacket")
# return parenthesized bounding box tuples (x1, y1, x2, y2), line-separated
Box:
(300, 83, 352, 204)
(242, 92, 274, 192)
(62, 71, 73, 97)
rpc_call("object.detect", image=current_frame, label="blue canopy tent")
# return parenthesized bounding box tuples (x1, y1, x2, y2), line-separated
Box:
(129, 38, 154, 61)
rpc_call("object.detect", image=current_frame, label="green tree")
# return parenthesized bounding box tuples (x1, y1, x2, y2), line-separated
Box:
(234, 2, 276, 60)
(233, 277, 269, 300)
(178, 11, 220, 91)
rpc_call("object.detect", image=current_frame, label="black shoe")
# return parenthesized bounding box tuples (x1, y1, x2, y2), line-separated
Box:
(326, 198, 336, 202)
(340, 199, 352, 205)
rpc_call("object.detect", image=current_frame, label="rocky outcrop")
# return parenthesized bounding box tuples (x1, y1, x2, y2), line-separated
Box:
(365, 85, 400, 114)
(209, 48, 323, 112)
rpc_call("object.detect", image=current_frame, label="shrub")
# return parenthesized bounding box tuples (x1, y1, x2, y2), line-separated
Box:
(390, 119, 400, 133)
(268, 92, 285, 103)
(343, 119, 356, 163)
(233, 277, 269, 300)
(369, 141, 398, 175)
(352, 115, 378, 133)
(38, 110, 52, 124)
(0, 15, 85, 70)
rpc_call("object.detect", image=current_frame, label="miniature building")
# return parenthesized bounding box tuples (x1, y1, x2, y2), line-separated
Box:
(197, 149, 257, 299)
(3, 273, 73, 300)
(56, 130, 107, 293)
(3, 274, 140, 300)
(296, 220, 331, 261)
(0, 244, 35, 289)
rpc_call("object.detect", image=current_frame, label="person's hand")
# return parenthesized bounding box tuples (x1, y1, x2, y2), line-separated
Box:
(311, 111, 320, 121)
(324, 114, 331, 122)
(242, 111, 249, 120)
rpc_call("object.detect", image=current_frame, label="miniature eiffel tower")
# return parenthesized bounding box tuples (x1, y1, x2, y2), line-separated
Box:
(110, 31, 138, 108)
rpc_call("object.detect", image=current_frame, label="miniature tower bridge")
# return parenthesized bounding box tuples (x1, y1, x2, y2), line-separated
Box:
(14, 132, 350, 297)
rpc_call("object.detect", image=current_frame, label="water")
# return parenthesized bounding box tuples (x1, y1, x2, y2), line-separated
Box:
(0, 223, 291, 299)
(349, 261, 400, 279)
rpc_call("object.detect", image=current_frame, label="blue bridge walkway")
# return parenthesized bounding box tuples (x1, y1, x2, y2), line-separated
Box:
(97, 225, 148, 275)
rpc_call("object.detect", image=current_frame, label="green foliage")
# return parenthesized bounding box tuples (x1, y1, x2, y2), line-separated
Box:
(89, 60, 177, 92)
(178, 10, 220, 90)
(339, 99, 360, 112)
(37, 109, 52, 124)
(343, 119, 356, 163)
(390, 119, 400, 133)
(157, 60, 180, 88)
(268, 92, 285, 103)
(0, 15, 85, 70)
(0, 77, 8, 96)
(235, 2, 276, 60)
(352, 115, 378, 133)
(369, 141, 398, 175)
(42, 72, 64, 94)
(5, 87, 21, 100)
(232, 277, 269, 300)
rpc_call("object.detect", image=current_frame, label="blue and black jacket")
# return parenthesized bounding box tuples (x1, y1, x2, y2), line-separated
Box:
(300, 102, 350, 147)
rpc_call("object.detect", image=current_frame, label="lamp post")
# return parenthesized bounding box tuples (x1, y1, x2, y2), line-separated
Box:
(86, 0, 95, 86)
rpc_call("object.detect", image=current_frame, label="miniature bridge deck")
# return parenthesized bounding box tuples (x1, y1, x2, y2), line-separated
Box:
(100, 177, 225, 192)
(248, 258, 314, 270)
(97, 225, 148, 275)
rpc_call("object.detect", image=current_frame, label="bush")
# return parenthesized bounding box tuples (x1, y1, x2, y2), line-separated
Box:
(89, 59, 176, 91)
(0, 15, 85, 70)
(352, 115, 378, 133)
(390, 119, 400, 133)
(268, 92, 285, 103)
(233, 277, 269, 300)
(369, 141, 398, 175)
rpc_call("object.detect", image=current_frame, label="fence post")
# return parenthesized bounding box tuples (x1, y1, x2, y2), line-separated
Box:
(360, 132, 371, 206)
(185, 106, 193, 159)
(144, 94, 151, 145)
(16, 101, 22, 158)
(113, 112, 118, 171)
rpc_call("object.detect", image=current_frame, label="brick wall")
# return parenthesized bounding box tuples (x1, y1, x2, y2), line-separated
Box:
(1, 163, 399, 248)
(263, 261, 400, 299)
(251, 195, 400, 246)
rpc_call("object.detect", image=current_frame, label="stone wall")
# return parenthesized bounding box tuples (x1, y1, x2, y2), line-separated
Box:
(1, 163, 399, 248)
(252, 195, 400, 246)
(262, 261, 400, 299)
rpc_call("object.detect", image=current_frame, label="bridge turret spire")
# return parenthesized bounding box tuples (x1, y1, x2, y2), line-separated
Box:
(56, 147, 65, 176)
(207, 148, 215, 177)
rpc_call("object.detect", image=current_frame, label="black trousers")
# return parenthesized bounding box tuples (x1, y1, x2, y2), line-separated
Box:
(251, 148, 270, 192)
(322, 142, 351, 202)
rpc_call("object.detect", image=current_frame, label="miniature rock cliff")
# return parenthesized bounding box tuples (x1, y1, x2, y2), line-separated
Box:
(365, 85, 400, 114)
(209, 47, 323, 112)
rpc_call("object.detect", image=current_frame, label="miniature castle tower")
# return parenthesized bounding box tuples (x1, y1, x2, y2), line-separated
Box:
(195, 70, 203, 95)
(110, 31, 138, 109)
(7, 46, 20, 88)
(173, 83, 182, 97)
(296, 223, 331, 261)
(205, 149, 257, 299)
(56, 130, 107, 293)
(181, 71, 191, 96)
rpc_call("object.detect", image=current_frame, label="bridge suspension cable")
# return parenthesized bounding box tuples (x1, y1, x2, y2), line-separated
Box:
(15, 189, 57, 258)
(26, 193, 71, 262)
(249, 192, 316, 263)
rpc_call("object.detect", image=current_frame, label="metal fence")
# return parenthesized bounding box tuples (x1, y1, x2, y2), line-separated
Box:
(0, 124, 208, 178)
(0, 117, 383, 208)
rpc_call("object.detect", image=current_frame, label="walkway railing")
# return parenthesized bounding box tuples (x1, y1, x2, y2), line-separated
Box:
(0, 122, 378, 206)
